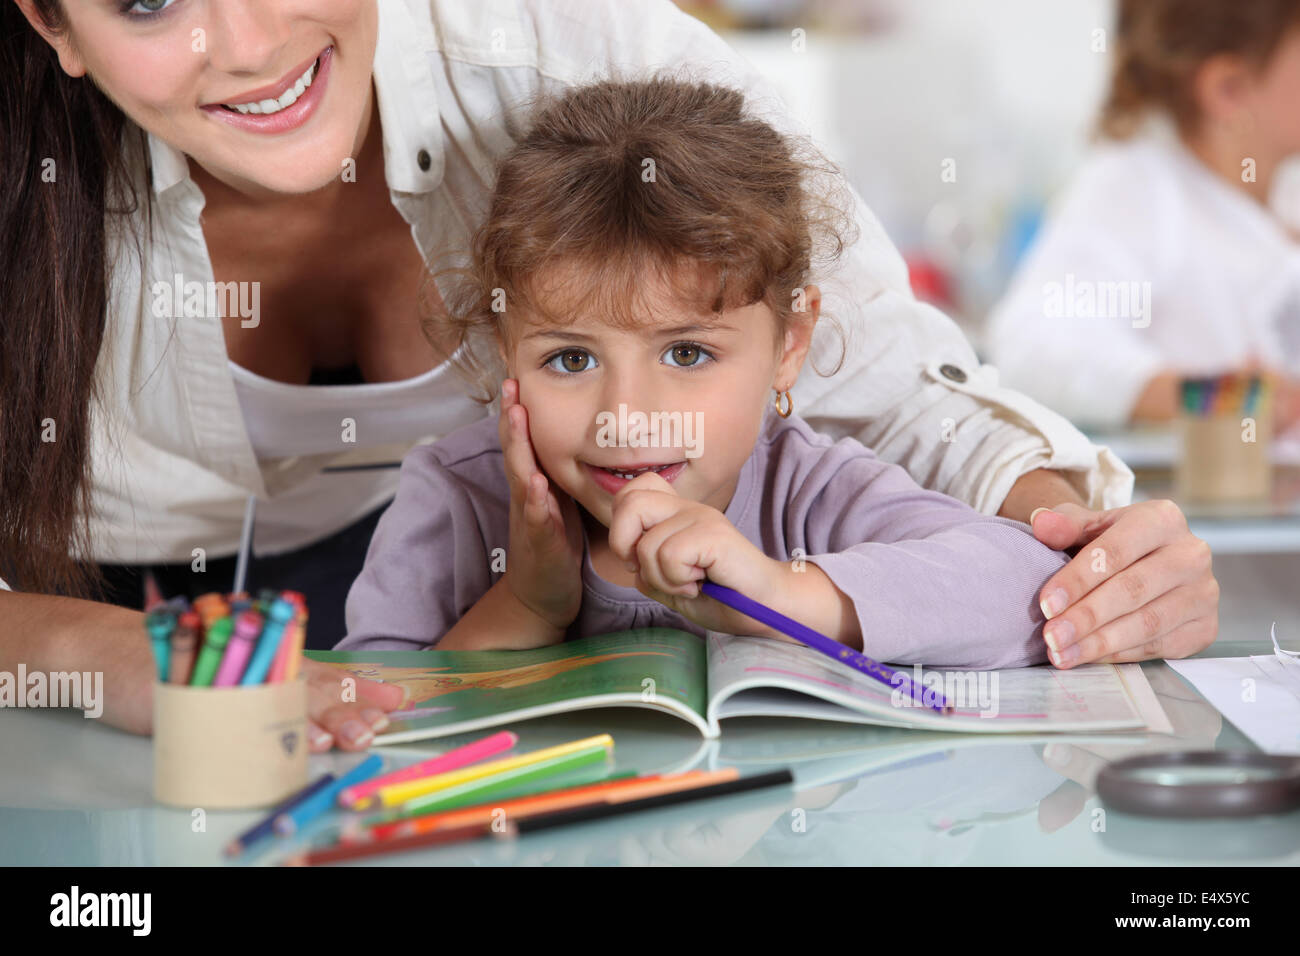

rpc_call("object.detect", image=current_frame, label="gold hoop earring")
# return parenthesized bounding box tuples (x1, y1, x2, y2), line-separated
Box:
(774, 389, 793, 418)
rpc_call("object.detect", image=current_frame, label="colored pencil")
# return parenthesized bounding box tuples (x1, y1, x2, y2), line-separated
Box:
(699, 581, 952, 713)
(371, 734, 613, 808)
(341, 730, 517, 809)
(273, 754, 384, 836)
(376, 769, 730, 841)
(284, 769, 791, 866)
(362, 746, 616, 832)
(223, 773, 337, 857)
(506, 769, 795, 835)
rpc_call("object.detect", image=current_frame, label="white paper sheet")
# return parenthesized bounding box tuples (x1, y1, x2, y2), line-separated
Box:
(1166, 627, 1300, 754)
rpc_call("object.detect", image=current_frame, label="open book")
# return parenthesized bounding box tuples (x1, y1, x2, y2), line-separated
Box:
(305, 627, 1171, 745)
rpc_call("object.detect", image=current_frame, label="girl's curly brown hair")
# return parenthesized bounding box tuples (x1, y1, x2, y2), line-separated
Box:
(426, 74, 857, 404)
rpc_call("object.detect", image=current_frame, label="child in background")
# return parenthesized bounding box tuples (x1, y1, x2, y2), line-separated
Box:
(988, 0, 1300, 432)
(337, 77, 1069, 669)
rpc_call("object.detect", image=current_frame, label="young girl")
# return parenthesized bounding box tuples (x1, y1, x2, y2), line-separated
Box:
(337, 77, 1070, 669)
(988, 0, 1300, 432)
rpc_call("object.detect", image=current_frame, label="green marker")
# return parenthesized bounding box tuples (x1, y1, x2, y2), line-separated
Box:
(189, 616, 234, 687)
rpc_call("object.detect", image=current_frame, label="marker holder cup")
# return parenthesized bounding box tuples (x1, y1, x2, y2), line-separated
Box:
(1175, 405, 1272, 505)
(153, 677, 309, 809)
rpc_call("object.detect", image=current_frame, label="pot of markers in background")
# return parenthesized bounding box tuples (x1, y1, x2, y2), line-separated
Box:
(1176, 372, 1273, 505)
(147, 586, 311, 809)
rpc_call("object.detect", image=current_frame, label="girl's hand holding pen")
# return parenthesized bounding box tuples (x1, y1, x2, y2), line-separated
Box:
(498, 379, 585, 639)
(607, 471, 817, 639)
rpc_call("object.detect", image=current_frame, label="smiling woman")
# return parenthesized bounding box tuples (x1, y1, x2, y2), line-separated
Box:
(0, 0, 1218, 749)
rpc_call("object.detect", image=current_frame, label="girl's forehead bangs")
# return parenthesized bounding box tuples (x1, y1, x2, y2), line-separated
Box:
(505, 254, 763, 332)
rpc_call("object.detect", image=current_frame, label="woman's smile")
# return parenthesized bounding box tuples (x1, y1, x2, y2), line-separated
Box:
(200, 45, 333, 134)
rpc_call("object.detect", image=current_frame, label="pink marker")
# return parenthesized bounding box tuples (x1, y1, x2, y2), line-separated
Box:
(338, 730, 518, 809)
(213, 610, 264, 687)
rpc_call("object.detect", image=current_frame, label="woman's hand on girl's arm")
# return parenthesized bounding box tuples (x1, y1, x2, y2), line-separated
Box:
(1027, 499, 1218, 667)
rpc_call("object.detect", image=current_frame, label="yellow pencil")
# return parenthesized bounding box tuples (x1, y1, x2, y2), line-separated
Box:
(371, 733, 614, 808)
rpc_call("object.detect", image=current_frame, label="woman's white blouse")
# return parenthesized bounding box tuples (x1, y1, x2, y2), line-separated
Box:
(82, 0, 1131, 566)
(987, 122, 1300, 429)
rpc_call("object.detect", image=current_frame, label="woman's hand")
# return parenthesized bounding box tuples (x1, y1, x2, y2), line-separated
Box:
(498, 378, 585, 634)
(1029, 499, 1219, 667)
(606, 470, 786, 635)
(302, 658, 406, 753)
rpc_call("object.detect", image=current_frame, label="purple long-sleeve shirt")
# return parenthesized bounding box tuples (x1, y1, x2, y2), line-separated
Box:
(338, 407, 1068, 667)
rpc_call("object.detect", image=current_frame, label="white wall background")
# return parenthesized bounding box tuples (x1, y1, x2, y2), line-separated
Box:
(720, 0, 1116, 331)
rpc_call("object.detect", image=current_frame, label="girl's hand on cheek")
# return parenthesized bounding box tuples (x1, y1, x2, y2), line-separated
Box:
(607, 471, 782, 635)
(498, 379, 585, 632)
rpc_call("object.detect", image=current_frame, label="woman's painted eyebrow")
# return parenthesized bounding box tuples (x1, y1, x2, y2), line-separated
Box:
(522, 323, 737, 343)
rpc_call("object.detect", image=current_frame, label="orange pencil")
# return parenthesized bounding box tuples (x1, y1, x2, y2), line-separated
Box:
(366, 769, 739, 842)
(358, 770, 669, 841)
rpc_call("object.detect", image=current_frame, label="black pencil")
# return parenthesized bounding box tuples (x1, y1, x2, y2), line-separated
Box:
(503, 769, 794, 835)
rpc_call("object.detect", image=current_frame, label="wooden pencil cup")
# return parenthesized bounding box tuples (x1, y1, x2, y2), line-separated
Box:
(1175, 410, 1272, 504)
(153, 678, 309, 809)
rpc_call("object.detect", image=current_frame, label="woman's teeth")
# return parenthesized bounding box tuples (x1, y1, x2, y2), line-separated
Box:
(222, 57, 318, 115)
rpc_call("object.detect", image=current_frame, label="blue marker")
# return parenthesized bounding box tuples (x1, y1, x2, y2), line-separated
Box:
(274, 755, 384, 836)
(241, 596, 296, 686)
(144, 608, 177, 682)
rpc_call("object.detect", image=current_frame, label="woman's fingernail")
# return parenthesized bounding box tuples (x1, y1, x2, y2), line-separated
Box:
(1040, 587, 1069, 619)
(1029, 507, 1049, 526)
(1045, 618, 1075, 653)
(310, 727, 333, 749)
(339, 720, 374, 747)
(361, 708, 390, 732)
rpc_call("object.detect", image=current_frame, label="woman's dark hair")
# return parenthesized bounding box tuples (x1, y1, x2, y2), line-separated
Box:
(1099, 0, 1300, 139)
(1, 1, 143, 596)
(433, 74, 856, 403)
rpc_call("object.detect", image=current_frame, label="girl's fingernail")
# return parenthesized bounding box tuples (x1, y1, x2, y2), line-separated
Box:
(361, 708, 390, 732)
(310, 727, 333, 749)
(1040, 587, 1068, 619)
(1029, 507, 1049, 526)
(339, 720, 374, 747)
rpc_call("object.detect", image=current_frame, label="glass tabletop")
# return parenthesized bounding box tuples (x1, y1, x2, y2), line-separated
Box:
(1, 640, 1295, 866)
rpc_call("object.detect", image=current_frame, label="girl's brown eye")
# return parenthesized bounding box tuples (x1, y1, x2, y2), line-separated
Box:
(671, 345, 700, 366)
(553, 350, 592, 372)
